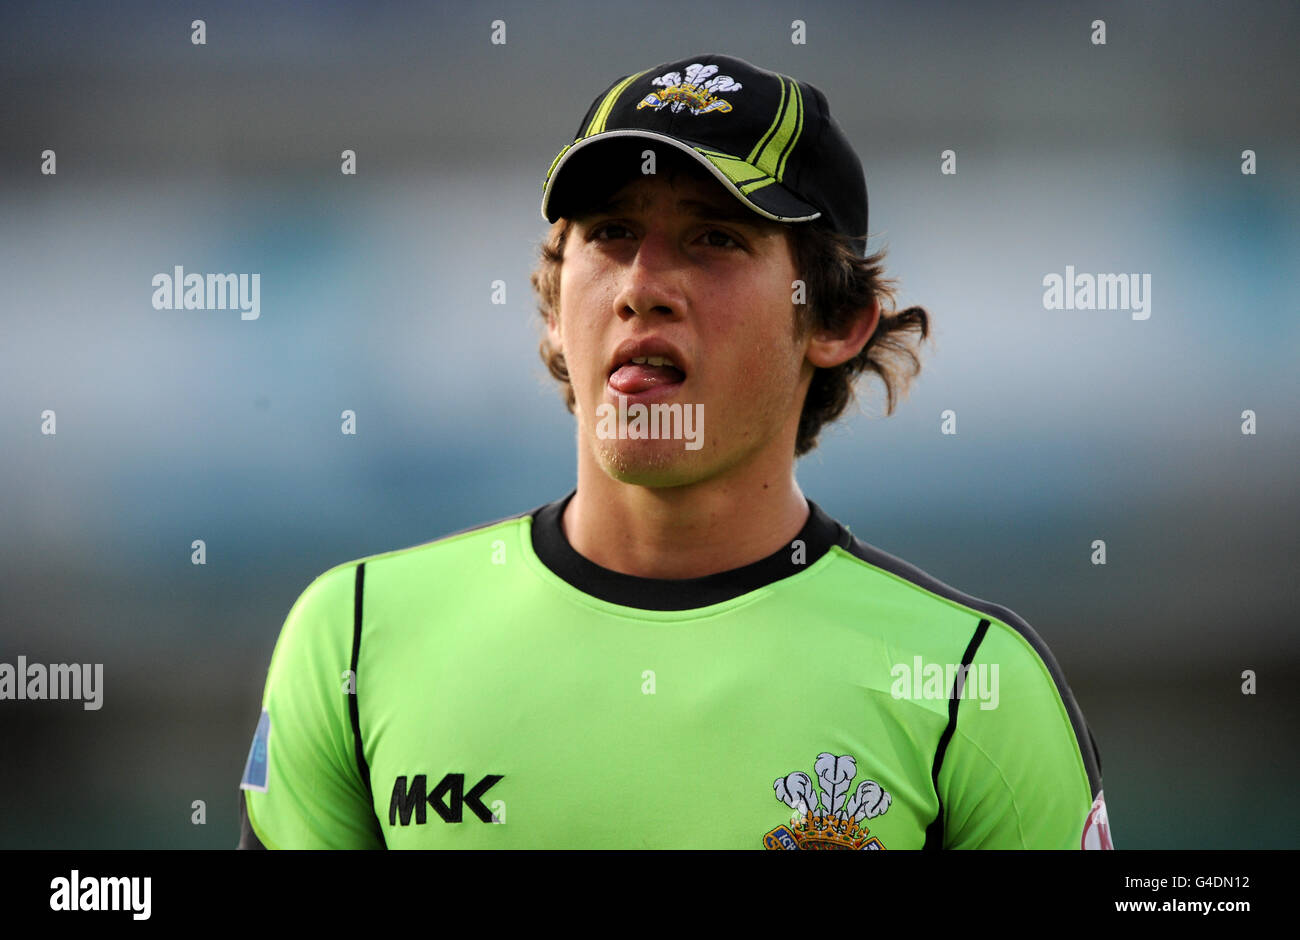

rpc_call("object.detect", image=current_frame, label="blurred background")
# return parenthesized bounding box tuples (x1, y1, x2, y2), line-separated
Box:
(0, 0, 1296, 848)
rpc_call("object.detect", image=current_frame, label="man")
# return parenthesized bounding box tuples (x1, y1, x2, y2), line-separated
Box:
(238, 53, 1111, 849)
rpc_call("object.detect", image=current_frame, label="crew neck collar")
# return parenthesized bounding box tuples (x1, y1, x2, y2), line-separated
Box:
(529, 490, 848, 610)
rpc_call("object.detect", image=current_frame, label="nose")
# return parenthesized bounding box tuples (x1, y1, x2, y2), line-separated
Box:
(613, 226, 687, 322)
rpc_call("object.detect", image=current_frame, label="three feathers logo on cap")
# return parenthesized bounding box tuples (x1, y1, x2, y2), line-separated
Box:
(636, 63, 742, 115)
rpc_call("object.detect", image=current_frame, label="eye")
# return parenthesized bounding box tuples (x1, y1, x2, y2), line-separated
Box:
(585, 222, 745, 250)
(589, 222, 633, 241)
(701, 228, 743, 249)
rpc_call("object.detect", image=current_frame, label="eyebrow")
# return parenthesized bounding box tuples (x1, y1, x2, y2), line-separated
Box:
(581, 194, 767, 227)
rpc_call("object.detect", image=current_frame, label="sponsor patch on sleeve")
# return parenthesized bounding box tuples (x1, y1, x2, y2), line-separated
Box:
(1081, 789, 1113, 849)
(239, 710, 271, 793)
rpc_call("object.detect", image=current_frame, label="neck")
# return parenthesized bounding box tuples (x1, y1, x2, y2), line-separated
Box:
(563, 440, 808, 580)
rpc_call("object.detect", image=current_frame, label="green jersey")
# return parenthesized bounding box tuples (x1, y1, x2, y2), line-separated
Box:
(238, 492, 1110, 850)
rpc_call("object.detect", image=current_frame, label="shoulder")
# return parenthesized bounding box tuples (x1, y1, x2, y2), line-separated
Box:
(350, 504, 538, 571)
(312, 502, 544, 591)
(272, 503, 543, 653)
(827, 528, 1103, 795)
(830, 529, 1072, 678)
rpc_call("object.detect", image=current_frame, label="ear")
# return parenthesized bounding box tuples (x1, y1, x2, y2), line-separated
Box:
(806, 297, 880, 369)
(546, 307, 562, 353)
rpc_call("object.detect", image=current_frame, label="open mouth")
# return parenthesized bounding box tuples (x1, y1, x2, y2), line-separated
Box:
(608, 355, 687, 395)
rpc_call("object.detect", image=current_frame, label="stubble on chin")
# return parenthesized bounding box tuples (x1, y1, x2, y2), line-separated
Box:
(590, 434, 699, 487)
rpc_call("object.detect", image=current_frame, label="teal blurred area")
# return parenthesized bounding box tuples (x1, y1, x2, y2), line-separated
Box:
(1, 0, 1296, 847)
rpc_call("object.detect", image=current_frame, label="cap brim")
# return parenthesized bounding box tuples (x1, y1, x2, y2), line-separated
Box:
(541, 130, 822, 225)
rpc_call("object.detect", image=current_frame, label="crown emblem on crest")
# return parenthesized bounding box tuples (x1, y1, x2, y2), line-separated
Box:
(764, 752, 892, 850)
(636, 62, 742, 115)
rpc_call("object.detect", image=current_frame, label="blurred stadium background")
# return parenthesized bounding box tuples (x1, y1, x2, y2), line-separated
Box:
(0, 0, 1296, 847)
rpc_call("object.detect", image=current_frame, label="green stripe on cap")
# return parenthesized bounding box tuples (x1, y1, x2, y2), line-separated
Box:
(695, 149, 773, 190)
(695, 146, 776, 196)
(746, 76, 803, 182)
(584, 70, 650, 138)
(774, 80, 804, 181)
(544, 143, 572, 186)
(738, 177, 776, 195)
(746, 77, 788, 170)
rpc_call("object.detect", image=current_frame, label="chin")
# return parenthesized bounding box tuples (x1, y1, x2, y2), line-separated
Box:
(593, 438, 706, 488)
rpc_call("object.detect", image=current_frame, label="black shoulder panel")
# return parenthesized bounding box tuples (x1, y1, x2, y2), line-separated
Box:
(237, 791, 267, 850)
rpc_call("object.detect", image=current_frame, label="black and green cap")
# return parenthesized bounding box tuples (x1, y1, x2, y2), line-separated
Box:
(541, 53, 869, 256)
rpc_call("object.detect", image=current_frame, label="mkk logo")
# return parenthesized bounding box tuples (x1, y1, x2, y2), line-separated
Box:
(389, 773, 503, 825)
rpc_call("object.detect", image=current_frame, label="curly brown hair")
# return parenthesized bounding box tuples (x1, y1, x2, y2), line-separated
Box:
(530, 215, 932, 457)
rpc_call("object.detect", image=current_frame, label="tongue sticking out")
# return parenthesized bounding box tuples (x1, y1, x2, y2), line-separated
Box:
(609, 363, 686, 394)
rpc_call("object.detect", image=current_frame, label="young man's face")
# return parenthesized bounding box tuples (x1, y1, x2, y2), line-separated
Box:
(551, 160, 811, 488)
